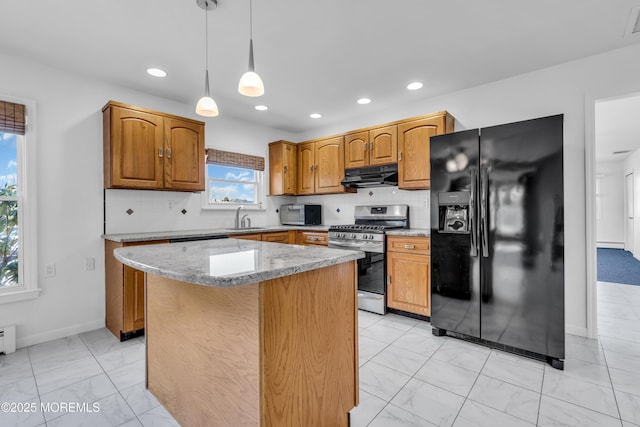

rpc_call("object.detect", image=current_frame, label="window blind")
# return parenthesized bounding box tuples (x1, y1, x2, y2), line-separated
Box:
(205, 148, 265, 171)
(0, 101, 26, 135)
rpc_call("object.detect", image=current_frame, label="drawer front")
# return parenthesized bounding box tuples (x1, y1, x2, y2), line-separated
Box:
(298, 231, 328, 246)
(262, 231, 290, 243)
(387, 236, 430, 255)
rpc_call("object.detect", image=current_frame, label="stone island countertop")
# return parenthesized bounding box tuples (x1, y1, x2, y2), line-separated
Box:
(113, 238, 363, 287)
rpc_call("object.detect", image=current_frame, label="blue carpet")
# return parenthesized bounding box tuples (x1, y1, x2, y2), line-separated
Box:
(597, 248, 640, 286)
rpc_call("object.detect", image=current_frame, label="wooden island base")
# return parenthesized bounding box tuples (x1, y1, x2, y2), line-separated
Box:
(145, 261, 359, 427)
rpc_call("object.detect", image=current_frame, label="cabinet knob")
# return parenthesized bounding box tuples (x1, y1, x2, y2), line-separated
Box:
(284, 165, 288, 173)
(404, 244, 415, 249)
(166, 148, 172, 158)
(158, 148, 163, 158)
(370, 141, 373, 151)
(364, 142, 367, 151)
(399, 152, 403, 161)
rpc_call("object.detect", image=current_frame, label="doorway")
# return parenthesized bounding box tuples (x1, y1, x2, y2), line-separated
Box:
(589, 92, 640, 344)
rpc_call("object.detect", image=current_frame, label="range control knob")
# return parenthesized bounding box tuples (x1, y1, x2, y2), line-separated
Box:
(351, 234, 356, 239)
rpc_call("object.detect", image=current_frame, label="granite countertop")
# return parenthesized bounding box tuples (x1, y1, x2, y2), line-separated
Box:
(103, 225, 331, 243)
(385, 228, 431, 237)
(113, 238, 364, 288)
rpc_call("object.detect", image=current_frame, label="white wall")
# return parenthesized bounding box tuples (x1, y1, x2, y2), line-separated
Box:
(0, 52, 295, 348)
(297, 43, 640, 336)
(595, 161, 625, 248)
(624, 149, 640, 261)
(4, 41, 640, 345)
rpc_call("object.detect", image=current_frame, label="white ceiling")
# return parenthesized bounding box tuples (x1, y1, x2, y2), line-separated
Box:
(596, 93, 640, 163)
(1, 0, 640, 137)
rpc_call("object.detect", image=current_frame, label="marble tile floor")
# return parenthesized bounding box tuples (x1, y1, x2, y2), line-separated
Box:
(1, 280, 640, 426)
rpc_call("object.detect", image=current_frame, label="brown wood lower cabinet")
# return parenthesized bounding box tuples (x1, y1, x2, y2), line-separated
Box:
(261, 231, 296, 244)
(233, 233, 262, 241)
(386, 236, 431, 316)
(105, 240, 168, 340)
(146, 261, 358, 426)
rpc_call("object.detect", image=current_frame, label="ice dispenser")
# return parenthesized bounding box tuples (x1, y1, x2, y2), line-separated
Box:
(438, 192, 470, 233)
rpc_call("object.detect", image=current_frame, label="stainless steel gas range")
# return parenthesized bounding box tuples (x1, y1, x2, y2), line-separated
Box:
(328, 205, 410, 315)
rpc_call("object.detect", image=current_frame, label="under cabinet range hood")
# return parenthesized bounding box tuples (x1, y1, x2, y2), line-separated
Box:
(341, 164, 398, 188)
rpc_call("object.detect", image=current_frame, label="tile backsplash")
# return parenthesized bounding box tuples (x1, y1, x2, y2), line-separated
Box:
(104, 186, 429, 234)
(293, 186, 430, 229)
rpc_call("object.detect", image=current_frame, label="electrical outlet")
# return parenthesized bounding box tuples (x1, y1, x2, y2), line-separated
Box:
(168, 200, 175, 209)
(45, 263, 56, 277)
(84, 257, 95, 271)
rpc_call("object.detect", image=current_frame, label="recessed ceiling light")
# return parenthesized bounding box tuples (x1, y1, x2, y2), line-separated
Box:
(255, 105, 268, 111)
(357, 98, 371, 105)
(407, 82, 423, 90)
(310, 113, 322, 119)
(147, 68, 167, 78)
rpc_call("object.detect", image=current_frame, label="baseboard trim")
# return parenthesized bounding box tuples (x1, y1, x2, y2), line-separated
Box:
(16, 319, 105, 349)
(596, 242, 625, 249)
(565, 324, 589, 338)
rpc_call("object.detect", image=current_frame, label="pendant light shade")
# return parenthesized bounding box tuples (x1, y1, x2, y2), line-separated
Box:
(196, 0, 219, 117)
(196, 70, 219, 117)
(238, 0, 264, 97)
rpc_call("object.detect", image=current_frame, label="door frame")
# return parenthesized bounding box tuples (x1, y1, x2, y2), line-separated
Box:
(625, 172, 634, 252)
(585, 90, 640, 339)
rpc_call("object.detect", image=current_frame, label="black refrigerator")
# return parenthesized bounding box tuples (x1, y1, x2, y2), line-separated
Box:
(430, 114, 565, 369)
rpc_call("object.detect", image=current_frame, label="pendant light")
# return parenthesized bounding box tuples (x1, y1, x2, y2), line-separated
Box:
(195, 0, 219, 117)
(238, 0, 265, 97)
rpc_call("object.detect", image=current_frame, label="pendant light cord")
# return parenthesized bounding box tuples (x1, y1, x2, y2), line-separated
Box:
(250, 0, 253, 40)
(205, 1, 209, 70)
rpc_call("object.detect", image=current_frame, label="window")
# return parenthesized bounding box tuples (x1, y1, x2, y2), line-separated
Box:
(0, 131, 20, 287)
(204, 149, 265, 209)
(0, 98, 38, 303)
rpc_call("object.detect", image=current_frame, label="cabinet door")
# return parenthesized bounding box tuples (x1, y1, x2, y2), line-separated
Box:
(109, 107, 164, 189)
(398, 116, 443, 189)
(344, 131, 369, 169)
(315, 137, 345, 194)
(297, 143, 315, 195)
(369, 125, 397, 166)
(164, 118, 205, 191)
(233, 233, 262, 241)
(123, 265, 146, 332)
(262, 231, 290, 243)
(269, 141, 297, 196)
(283, 143, 297, 194)
(387, 252, 431, 316)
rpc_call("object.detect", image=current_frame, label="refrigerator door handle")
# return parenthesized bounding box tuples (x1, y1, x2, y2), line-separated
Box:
(469, 168, 478, 257)
(481, 167, 489, 258)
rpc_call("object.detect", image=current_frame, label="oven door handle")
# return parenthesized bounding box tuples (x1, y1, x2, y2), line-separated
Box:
(328, 241, 371, 249)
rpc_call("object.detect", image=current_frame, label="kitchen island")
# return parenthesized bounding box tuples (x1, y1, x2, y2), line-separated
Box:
(114, 238, 363, 427)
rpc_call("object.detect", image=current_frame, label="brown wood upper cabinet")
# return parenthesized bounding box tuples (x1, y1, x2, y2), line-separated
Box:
(103, 101, 205, 192)
(268, 140, 297, 196)
(297, 136, 351, 195)
(398, 112, 454, 190)
(344, 125, 397, 169)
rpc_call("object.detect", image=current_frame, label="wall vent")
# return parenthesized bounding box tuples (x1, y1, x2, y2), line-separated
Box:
(0, 325, 16, 354)
(624, 7, 640, 37)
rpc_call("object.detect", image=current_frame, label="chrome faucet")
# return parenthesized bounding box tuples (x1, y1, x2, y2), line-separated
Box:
(241, 214, 251, 229)
(234, 206, 244, 229)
